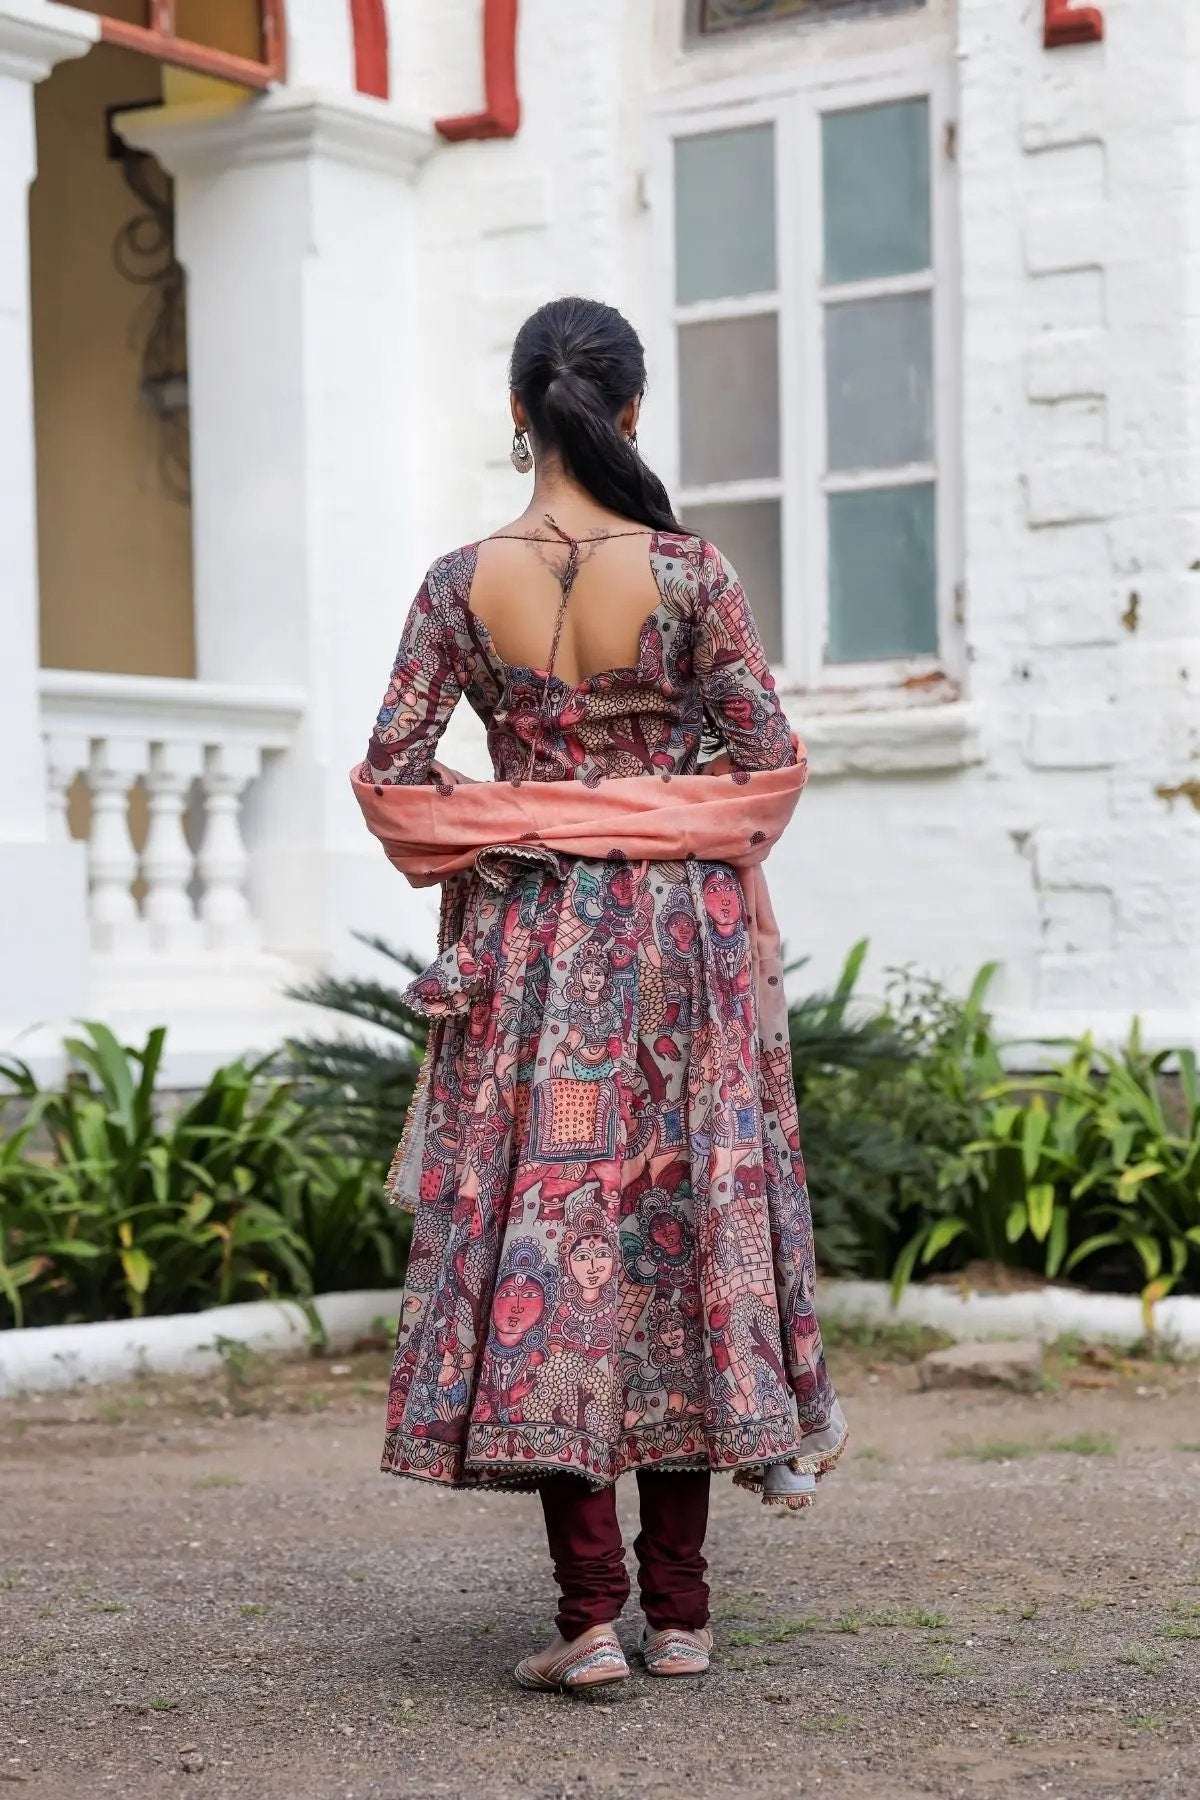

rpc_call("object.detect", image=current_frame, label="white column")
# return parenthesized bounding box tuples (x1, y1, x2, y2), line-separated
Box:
(0, 3, 95, 1031)
(117, 91, 434, 970)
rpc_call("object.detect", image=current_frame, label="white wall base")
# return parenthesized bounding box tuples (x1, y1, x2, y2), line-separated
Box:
(822, 1278, 1200, 1352)
(0, 1288, 405, 1398)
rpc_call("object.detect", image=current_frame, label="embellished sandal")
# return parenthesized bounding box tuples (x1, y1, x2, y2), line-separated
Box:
(640, 1626, 714, 1678)
(514, 1629, 630, 1693)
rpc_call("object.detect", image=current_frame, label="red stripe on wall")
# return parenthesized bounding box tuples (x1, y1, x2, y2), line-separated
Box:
(351, 0, 389, 100)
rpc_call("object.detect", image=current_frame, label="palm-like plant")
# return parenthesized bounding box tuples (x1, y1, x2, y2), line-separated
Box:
(282, 933, 428, 1164)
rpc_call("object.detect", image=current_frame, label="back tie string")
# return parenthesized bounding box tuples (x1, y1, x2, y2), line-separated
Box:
(526, 513, 579, 781)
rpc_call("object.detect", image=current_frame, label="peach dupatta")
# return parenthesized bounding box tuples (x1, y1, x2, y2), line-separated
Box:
(349, 743, 808, 1056)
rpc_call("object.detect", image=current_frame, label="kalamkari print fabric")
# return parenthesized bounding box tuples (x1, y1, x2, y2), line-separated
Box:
(356, 532, 847, 1503)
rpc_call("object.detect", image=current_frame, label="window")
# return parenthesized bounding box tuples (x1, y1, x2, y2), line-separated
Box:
(658, 65, 957, 691)
(691, 0, 927, 37)
(61, 2, 285, 89)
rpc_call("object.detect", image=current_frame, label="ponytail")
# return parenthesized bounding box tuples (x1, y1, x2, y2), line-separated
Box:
(510, 297, 682, 533)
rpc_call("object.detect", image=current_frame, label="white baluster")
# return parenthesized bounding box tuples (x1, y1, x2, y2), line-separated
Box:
(44, 731, 89, 844)
(198, 742, 261, 953)
(143, 741, 203, 954)
(87, 737, 148, 954)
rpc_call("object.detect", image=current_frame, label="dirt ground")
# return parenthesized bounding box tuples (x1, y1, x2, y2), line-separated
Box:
(2, 1327, 1199, 1800)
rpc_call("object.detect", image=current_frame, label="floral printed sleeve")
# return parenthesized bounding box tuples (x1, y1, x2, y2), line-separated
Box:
(358, 558, 464, 786)
(694, 541, 797, 771)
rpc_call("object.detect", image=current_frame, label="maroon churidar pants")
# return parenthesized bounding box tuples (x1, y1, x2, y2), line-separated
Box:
(538, 1469, 710, 1638)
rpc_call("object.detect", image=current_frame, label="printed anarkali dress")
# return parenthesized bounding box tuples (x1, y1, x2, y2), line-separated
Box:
(359, 531, 847, 1502)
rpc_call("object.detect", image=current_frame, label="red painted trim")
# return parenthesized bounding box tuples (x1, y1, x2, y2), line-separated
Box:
(1044, 0, 1104, 48)
(98, 2, 287, 88)
(436, 0, 520, 143)
(350, 0, 389, 101)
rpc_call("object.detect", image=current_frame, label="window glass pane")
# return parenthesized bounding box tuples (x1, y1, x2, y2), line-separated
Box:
(674, 126, 776, 304)
(826, 293, 932, 471)
(822, 99, 930, 285)
(678, 314, 779, 486)
(680, 499, 784, 664)
(827, 483, 937, 662)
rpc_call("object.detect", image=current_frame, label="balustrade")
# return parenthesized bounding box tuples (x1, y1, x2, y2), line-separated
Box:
(40, 671, 304, 962)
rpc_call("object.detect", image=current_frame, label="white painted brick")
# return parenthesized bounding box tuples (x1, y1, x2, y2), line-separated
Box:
(476, 175, 553, 236)
(1026, 710, 1118, 772)
(1023, 334, 1107, 402)
(1026, 578, 1122, 649)
(1023, 459, 1121, 528)
(1023, 207, 1108, 276)
(1024, 268, 1107, 335)
(1040, 886, 1117, 955)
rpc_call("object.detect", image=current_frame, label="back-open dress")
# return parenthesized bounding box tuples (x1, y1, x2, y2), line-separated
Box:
(358, 528, 847, 1502)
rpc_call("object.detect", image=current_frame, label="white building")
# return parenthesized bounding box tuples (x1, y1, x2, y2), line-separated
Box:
(2, 0, 1198, 1081)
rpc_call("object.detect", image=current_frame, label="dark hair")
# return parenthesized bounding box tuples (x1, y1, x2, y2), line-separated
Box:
(509, 296, 681, 533)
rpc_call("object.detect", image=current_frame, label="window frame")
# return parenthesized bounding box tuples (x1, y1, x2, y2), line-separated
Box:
(649, 51, 960, 697)
(91, 1, 286, 90)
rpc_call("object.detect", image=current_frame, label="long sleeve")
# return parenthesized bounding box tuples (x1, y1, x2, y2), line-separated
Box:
(358, 561, 463, 787)
(694, 542, 797, 771)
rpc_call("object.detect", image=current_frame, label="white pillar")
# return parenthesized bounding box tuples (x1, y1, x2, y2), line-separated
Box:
(118, 91, 434, 970)
(0, 3, 95, 1032)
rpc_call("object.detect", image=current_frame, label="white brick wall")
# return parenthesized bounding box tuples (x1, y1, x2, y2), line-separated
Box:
(377, 0, 1200, 1045)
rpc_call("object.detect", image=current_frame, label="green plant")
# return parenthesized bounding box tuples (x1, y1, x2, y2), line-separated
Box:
(892, 1024, 1200, 1303)
(0, 1025, 407, 1329)
(281, 935, 427, 1164)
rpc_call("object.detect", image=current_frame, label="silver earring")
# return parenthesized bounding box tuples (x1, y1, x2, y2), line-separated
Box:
(629, 432, 639, 453)
(510, 429, 533, 474)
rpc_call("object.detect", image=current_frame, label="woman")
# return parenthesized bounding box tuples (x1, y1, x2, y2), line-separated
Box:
(353, 296, 846, 1692)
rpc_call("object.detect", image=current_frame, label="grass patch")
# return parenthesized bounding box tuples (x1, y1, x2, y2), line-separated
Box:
(1126, 1713, 1165, 1732)
(1019, 1601, 1039, 1621)
(1007, 1728, 1034, 1746)
(149, 1699, 176, 1712)
(1077, 1597, 1104, 1613)
(806, 1713, 855, 1735)
(1177, 1443, 1200, 1454)
(90, 1602, 125, 1614)
(769, 1617, 819, 1641)
(1117, 1646, 1167, 1676)
(727, 1628, 764, 1647)
(1160, 1621, 1200, 1641)
(239, 1603, 267, 1617)
(193, 1473, 242, 1489)
(949, 1440, 1035, 1464)
(821, 1318, 951, 1363)
(1049, 1434, 1115, 1457)
(918, 1651, 969, 1680)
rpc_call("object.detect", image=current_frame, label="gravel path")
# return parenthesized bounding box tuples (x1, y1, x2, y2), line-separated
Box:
(2, 1335, 1198, 1800)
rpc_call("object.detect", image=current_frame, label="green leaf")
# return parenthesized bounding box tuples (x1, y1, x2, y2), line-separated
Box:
(1062, 1231, 1124, 1275)
(1045, 1206, 1069, 1280)
(919, 1217, 968, 1266)
(1026, 1183, 1055, 1243)
(1021, 1101, 1050, 1180)
(1004, 1200, 1027, 1245)
(120, 1246, 152, 1298)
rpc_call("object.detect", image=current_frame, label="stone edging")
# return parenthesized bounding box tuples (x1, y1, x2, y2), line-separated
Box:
(0, 1290, 404, 1399)
(820, 1278, 1200, 1350)
(3, 1279, 1198, 1401)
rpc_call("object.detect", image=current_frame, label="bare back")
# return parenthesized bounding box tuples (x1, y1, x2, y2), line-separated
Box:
(468, 517, 661, 686)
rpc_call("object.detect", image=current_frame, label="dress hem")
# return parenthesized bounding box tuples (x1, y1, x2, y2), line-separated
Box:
(379, 1417, 848, 1505)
